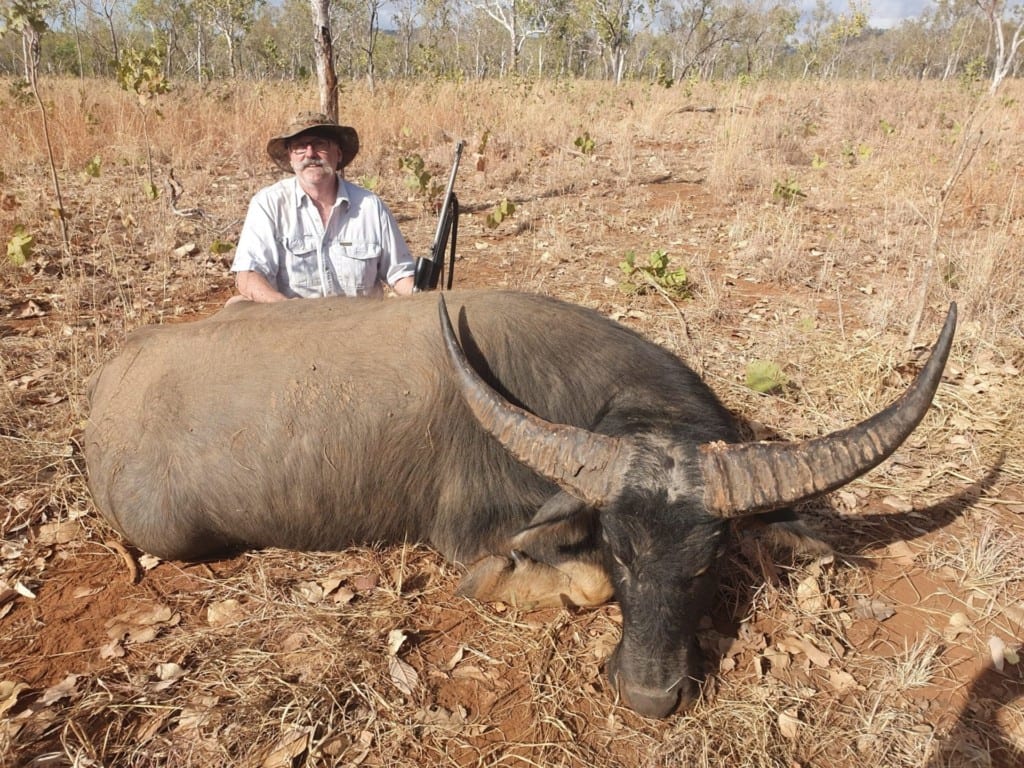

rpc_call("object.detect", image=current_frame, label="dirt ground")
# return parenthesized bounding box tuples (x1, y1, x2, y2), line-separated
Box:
(1, 80, 1022, 767)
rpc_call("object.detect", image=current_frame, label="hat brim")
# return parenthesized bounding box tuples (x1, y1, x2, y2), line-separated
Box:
(267, 123, 359, 173)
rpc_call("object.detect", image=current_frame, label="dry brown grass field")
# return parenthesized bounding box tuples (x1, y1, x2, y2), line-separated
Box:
(1, 77, 1022, 767)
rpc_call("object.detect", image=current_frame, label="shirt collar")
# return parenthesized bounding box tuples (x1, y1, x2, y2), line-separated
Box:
(291, 175, 351, 212)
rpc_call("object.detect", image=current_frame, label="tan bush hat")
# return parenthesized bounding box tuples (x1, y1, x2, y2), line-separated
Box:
(266, 112, 359, 172)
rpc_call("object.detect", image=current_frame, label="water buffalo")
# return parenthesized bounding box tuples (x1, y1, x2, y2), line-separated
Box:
(84, 290, 956, 718)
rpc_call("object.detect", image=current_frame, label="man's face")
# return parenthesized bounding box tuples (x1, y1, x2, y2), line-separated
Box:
(287, 132, 342, 181)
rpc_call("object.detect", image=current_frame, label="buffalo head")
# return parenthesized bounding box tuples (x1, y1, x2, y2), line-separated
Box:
(439, 296, 957, 718)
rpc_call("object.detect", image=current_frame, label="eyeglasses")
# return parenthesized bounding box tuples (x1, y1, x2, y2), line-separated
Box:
(289, 137, 333, 155)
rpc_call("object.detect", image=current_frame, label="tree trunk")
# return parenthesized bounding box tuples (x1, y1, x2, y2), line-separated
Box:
(309, 0, 338, 121)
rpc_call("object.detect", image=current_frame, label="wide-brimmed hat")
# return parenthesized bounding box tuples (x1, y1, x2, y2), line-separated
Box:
(266, 112, 359, 172)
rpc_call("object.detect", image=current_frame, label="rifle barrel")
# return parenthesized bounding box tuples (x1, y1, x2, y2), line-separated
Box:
(430, 141, 465, 255)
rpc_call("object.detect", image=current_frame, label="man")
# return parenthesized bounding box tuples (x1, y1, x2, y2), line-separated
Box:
(229, 112, 415, 302)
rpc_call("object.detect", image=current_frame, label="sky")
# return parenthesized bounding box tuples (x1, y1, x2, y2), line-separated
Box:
(805, 0, 933, 29)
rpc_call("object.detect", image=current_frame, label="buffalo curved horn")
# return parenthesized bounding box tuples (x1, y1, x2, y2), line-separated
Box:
(700, 303, 957, 516)
(438, 295, 633, 507)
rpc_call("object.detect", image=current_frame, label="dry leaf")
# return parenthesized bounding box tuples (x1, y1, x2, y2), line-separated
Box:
(293, 581, 323, 604)
(444, 645, 465, 671)
(778, 707, 801, 739)
(795, 575, 824, 612)
(36, 520, 80, 545)
(207, 599, 245, 627)
(153, 663, 186, 692)
(156, 662, 185, 681)
(854, 598, 895, 622)
(826, 669, 861, 694)
(0, 681, 29, 717)
(138, 554, 162, 571)
(177, 696, 220, 732)
(387, 629, 409, 656)
(261, 728, 309, 768)
(41, 674, 80, 706)
(417, 704, 467, 729)
(388, 656, 419, 697)
(764, 648, 791, 678)
(989, 636, 1007, 672)
(72, 585, 104, 599)
(886, 540, 917, 566)
(880, 495, 914, 513)
(100, 638, 126, 659)
(14, 582, 36, 599)
(450, 664, 496, 684)
(348, 730, 373, 766)
(943, 612, 972, 642)
(332, 587, 355, 605)
(778, 636, 831, 668)
(351, 573, 379, 592)
(320, 576, 343, 596)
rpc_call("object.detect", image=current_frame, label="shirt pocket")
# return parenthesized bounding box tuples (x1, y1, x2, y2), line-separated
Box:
(282, 235, 320, 295)
(330, 242, 382, 296)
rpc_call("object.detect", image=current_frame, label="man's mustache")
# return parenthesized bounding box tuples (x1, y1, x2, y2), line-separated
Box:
(300, 158, 326, 170)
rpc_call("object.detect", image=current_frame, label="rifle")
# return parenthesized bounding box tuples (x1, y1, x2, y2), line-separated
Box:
(413, 140, 464, 292)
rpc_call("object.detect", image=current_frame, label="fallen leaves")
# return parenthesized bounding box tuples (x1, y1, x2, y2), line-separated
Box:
(206, 598, 246, 627)
(387, 628, 420, 697)
(102, 602, 180, 659)
(0, 680, 29, 717)
(988, 636, 1021, 672)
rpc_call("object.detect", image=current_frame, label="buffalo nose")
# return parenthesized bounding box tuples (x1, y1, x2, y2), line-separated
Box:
(619, 683, 683, 719)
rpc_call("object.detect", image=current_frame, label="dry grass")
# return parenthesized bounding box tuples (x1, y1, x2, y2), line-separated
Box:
(2, 77, 1023, 767)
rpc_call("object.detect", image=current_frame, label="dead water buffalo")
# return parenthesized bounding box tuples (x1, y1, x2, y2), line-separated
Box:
(85, 290, 956, 718)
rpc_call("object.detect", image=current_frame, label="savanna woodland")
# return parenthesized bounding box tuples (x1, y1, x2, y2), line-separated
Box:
(1, 0, 1023, 765)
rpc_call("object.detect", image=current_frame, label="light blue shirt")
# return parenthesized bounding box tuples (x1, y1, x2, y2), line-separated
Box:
(231, 176, 415, 297)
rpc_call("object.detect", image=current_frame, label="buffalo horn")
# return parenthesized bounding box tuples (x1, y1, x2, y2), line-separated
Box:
(700, 304, 957, 516)
(438, 296, 632, 507)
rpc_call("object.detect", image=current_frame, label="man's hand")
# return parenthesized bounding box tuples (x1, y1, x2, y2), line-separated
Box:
(235, 271, 290, 303)
(392, 276, 415, 296)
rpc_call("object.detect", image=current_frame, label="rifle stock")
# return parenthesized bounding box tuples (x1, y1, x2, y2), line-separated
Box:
(414, 141, 465, 292)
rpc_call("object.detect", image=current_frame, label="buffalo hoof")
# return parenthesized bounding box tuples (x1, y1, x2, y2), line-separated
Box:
(617, 682, 685, 719)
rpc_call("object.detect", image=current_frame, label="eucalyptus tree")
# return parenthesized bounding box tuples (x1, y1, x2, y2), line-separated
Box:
(130, 0, 197, 77)
(194, 0, 265, 77)
(419, 0, 467, 76)
(1, 0, 52, 81)
(976, 0, 1024, 92)
(390, 0, 418, 76)
(582, 0, 655, 82)
(470, 0, 558, 74)
(331, 0, 385, 88)
(659, 0, 766, 79)
(0, 0, 70, 250)
(796, 0, 875, 79)
(310, 0, 336, 115)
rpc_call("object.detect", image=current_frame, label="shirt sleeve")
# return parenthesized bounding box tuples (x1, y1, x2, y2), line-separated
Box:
(231, 185, 285, 282)
(377, 202, 416, 287)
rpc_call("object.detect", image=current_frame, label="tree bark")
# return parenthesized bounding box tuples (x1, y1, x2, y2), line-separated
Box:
(310, 0, 338, 121)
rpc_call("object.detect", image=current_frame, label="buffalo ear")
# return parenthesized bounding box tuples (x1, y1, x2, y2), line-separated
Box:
(511, 492, 601, 564)
(457, 493, 614, 610)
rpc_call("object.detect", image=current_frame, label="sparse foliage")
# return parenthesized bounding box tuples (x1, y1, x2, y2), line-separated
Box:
(619, 249, 691, 297)
(772, 177, 806, 203)
(399, 153, 443, 206)
(484, 198, 516, 228)
(116, 43, 171, 198)
(6, 224, 33, 266)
